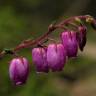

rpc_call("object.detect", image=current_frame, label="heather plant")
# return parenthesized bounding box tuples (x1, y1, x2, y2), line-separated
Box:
(0, 15, 96, 85)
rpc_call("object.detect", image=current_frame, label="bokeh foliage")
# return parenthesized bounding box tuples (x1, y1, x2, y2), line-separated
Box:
(0, 0, 96, 96)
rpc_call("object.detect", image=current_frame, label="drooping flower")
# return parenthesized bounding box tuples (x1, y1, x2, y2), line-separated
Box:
(47, 43, 67, 72)
(91, 20, 96, 29)
(9, 57, 29, 85)
(77, 26, 87, 51)
(61, 31, 78, 58)
(32, 47, 49, 73)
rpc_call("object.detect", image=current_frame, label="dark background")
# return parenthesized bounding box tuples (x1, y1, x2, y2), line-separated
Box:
(0, 0, 96, 96)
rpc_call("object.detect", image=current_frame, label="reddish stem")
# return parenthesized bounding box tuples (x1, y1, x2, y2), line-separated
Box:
(0, 15, 93, 58)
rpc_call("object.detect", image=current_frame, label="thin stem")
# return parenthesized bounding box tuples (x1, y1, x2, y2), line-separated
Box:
(14, 29, 55, 51)
(0, 15, 93, 58)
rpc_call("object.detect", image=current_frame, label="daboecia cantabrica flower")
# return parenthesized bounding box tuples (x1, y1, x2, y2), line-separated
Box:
(32, 47, 49, 73)
(9, 57, 29, 85)
(61, 31, 78, 58)
(47, 43, 67, 72)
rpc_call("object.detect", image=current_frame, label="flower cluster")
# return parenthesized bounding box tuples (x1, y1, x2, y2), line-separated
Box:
(9, 25, 87, 85)
(32, 43, 66, 72)
(32, 26, 86, 73)
(8, 15, 96, 85)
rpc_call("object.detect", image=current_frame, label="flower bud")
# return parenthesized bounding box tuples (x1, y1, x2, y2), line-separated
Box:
(47, 44, 66, 72)
(61, 31, 78, 58)
(9, 57, 29, 85)
(91, 20, 96, 30)
(32, 47, 49, 73)
(77, 26, 87, 51)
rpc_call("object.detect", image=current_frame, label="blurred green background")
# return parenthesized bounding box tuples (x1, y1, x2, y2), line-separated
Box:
(0, 0, 96, 96)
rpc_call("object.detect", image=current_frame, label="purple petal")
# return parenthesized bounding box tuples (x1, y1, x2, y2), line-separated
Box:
(32, 48, 48, 73)
(47, 44, 67, 72)
(77, 26, 87, 51)
(61, 31, 78, 58)
(9, 57, 29, 85)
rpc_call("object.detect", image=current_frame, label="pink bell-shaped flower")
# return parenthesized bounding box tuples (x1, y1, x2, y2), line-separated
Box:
(9, 57, 29, 85)
(32, 47, 49, 73)
(61, 31, 78, 58)
(47, 44, 67, 72)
